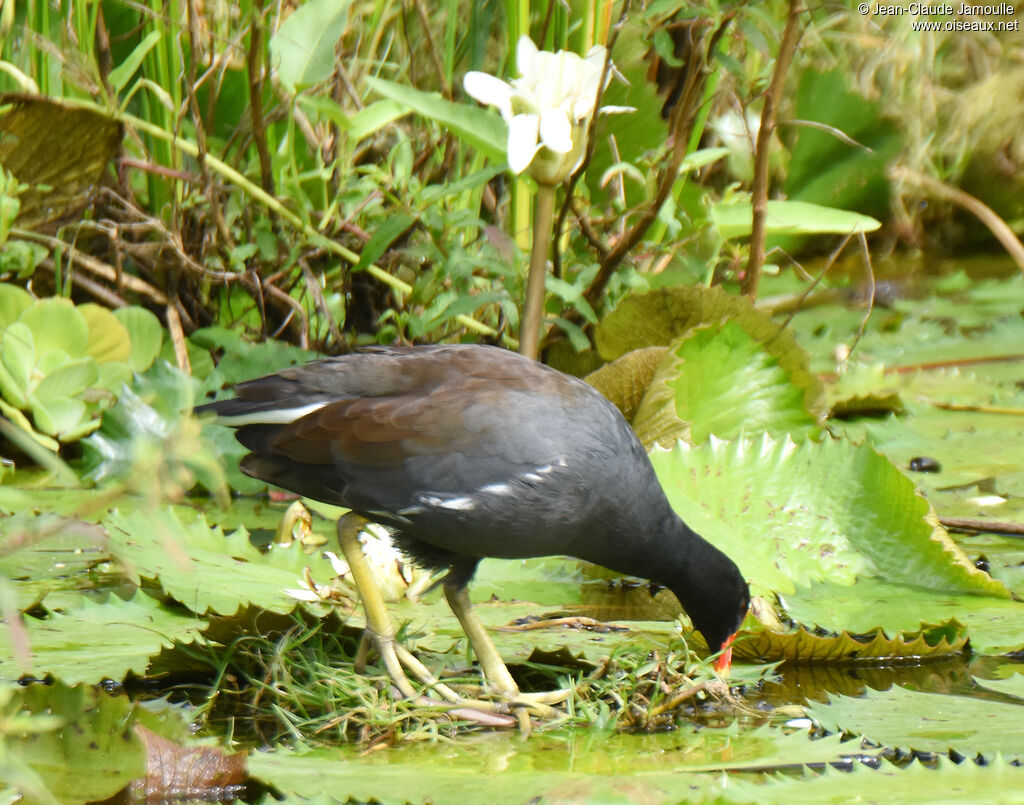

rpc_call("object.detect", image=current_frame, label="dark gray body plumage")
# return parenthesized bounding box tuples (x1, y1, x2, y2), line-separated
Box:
(196, 344, 749, 652)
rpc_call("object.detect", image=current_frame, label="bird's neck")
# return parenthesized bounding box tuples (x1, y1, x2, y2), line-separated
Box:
(650, 512, 719, 592)
(586, 507, 711, 596)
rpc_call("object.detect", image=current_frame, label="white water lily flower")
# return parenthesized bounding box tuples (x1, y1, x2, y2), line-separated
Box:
(464, 36, 633, 182)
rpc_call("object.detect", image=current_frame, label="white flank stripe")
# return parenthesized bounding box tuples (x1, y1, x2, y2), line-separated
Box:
(216, 401, 328, 426)
(479, 482, 514, 495)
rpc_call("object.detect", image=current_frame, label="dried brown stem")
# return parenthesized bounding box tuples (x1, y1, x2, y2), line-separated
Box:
(185, 0, 233, 251)
(940, 518, 1024, 537)
(889, 166, 1024, 274)
(741, 0, 803, 300)
(412, 0, 451, 98)
(247, 2, 274, 195)
(844, 231, 876, 365)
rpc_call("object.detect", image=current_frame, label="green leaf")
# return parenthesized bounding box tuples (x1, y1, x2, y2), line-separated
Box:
(367, 77, 507, 161)
(710, 200, 881, 239)
(107, 29, 163, 93)
(270, 0, 353, 93)
(727, 755, 1024, 805)
(680, 147, 730, 171)
(632, 320, 819, 447)
(348, 99, 409, 142)
(30, 397, 91, 439)
(0, 320, 34, 405)
(649, 435, 1008, 598)
(353, 212, 416, 274)
(112, 306, 163, 372)
(104, 507, 342, 616)
(95, 361, 133, 395)
(0, 283, 32, 327)
(0, 592, 207, 685)
(808, 684, 1024, 758)
(17, 298, 88, 359)
(78, 303, 132, 364)
(35, 348, 71, 375)
(296, 94, 352, 129)
(31, 357, 98, 404)
(0, 397, 57, 450)
(0, 682, 146, 805)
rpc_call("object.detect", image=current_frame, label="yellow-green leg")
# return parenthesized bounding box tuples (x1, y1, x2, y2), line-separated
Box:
(337, 513, 418, 698)
(443, 580, 519, 697)
(338, 513, 566, 728)
(443, 578, 568, 728)
(338, 513, 470, 703)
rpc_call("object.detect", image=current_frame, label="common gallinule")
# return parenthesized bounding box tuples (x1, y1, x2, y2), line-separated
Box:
(197, 344, 749, 720)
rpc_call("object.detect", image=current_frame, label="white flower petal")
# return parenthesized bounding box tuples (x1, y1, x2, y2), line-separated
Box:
(324, 550, 349, 576)
(516, 36, 538, 76)
(538, 108, 573, 153)
(598, 105, 636, 115)
(463, 72, 515, 120)
(283, 587, 321, 602)
(507, 112, 541, 173)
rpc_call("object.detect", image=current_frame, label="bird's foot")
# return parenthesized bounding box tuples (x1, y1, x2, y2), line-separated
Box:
(360, 631, 573, 732)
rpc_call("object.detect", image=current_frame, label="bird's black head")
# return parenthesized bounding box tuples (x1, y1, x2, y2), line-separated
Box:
(673, 548, 750, 673)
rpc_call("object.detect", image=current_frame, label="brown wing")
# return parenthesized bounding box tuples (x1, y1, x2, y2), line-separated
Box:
(223, 345, 596, 514)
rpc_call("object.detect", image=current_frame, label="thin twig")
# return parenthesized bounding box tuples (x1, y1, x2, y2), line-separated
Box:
(66, 269, 129, 308)
(16, 230, 169, 304)
(889, 166, 1024, 273)
(648, 680, 707, 717)
(940, 517, 1024, 537)
(843, 231, 876, 367)
(778, 232, 853, 332)
(301, 261, 345, 349)
(412, 0, 451, 98)
(932, 402, 1024, 416)
(165, 303, 191, 373)
(777, 118, 873, 152)
(247, 0, 274, 194)
(741, 0, 802, 300)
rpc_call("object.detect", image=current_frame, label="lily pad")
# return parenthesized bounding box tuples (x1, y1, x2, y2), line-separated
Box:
(735, 621, 969, 664)
(783, 577, 1024, 656)
(632, 320, 820, 447)
(248, 726, 878, 805)
(104, 506, 343, 617)
(649, 435, 1006, 598)
(727, 756, 1024, 805)
(0, 591, 207, 685)
(0, 682, 145, 805)
(584, 346, 667, 423)
(807, 683, 1024, 759)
